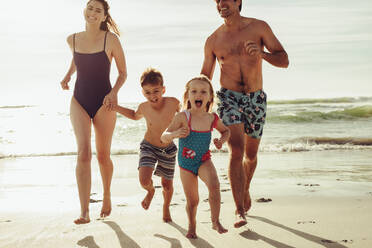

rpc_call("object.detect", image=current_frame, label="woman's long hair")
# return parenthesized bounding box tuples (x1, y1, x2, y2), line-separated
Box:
(87, 0, 120, 36)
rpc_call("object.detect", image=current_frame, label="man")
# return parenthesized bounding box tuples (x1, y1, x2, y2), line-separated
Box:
(201, 0, 289, 228)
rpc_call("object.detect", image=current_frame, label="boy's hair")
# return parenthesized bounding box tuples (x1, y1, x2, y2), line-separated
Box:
(140, 68, 164, 87)
(183, 74, 214, 113)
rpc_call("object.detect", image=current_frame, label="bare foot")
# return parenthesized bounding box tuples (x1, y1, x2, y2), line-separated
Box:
(234, 212, 247, 228)
(141, 188, 155, 210)
(186, 223, 197, 239)
(244, 191, 252, 214)
(100, 196, 112, 218)
(163, 205, 172, 223)
(74, 216, 90, 225)
(212, 221, 228, 234)
(186, 231, 197, 239)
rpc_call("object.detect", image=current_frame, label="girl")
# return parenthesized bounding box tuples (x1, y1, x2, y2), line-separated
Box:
(60, 0, 127, 224)
(161, 75, 230, 238)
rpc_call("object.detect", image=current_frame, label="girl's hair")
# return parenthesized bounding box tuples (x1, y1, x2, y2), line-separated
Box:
(182, 75, 214, 113)
(87, 0, 120, 36)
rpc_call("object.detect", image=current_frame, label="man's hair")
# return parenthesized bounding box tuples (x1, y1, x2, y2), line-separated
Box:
(140, 68, 164, 87)
(235, 0, 242, 12)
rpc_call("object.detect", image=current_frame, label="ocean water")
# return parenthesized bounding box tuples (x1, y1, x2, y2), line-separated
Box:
(0, 1, 371, 160)
(1, 96, 371, 159)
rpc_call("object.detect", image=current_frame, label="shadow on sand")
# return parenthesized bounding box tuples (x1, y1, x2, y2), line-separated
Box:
(77, 235, 100, 248)
(154, 234, 182, 248)
(77, 221, 141, 248)
(167, 221, 214, 248)
(241, 215, 348, 248)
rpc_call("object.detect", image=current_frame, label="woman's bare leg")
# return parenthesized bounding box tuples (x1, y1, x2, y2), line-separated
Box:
(70, 97, 92, 224)
(93, 106, 116, 218)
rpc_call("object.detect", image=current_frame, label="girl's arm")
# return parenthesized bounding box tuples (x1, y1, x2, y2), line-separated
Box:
(104, 33, 128, 110)
(213, 118, 230, 149)
(161, 113, 189, 144)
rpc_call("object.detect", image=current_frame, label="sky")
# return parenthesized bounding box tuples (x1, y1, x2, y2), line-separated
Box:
(0, 0, 371, 106)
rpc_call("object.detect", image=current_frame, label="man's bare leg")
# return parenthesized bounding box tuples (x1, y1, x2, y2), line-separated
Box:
(139, 167, 155, 210)
(227, 124, 247, 228)
(243, 136, 261, 213)
(161, 177, 173, 222)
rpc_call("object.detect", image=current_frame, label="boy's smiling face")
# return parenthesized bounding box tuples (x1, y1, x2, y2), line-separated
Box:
(142, 84, 165, 105)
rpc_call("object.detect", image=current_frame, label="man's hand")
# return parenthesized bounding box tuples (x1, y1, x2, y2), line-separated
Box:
(213, 138, 223, 150)
(244, 40, 262, 57)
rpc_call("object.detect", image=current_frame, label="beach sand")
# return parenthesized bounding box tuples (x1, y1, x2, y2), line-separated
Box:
(0, 151, 371, 248)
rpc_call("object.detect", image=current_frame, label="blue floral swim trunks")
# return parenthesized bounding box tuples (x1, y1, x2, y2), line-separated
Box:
(217, 88, 267, 139)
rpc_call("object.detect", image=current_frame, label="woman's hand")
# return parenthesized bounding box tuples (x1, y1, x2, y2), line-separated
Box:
(60, 76, 71, 90)
(103, 90, 118, 111)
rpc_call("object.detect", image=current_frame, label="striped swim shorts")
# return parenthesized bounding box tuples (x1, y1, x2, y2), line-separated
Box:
(139, 139, 177, 180)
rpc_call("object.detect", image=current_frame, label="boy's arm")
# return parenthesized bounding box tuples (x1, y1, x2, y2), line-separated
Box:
(213, 119, 230, 149)
(114, 103, 144, 120)
(161, 113, 189, 144)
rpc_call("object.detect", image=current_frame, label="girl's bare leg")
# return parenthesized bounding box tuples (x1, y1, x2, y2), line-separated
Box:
(198, 160, 228, 234)
(180, 169, 199, 239)
(70, 97, 92, 224)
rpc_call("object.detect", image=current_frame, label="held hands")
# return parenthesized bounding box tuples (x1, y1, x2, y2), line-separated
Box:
(244, 40, 262, 58)
(213, 138, 223, 150)
(175, 127, 190, 139)
(60, 76, 71, 90)
(103, 90, 118, 111)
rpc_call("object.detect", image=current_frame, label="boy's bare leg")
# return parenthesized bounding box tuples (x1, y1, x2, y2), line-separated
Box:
(227, 124, 247, 228)
(243, 136, 261, 213)
(70, 97, 92, 224)
(94, 106, 116, 218)
(199, 160, 228, 234)
(161, 177, 173, 222)
(180, 169, 199, 239)
(139, 167, 155, 210)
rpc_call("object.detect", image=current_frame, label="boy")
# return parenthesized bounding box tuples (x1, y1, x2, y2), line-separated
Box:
(114, 68, 188, 222)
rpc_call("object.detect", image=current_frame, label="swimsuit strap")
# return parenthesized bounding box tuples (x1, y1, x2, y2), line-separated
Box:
(183, 110, 191, 128)
(73, 33, 76, 52)
(103, 31, 108, 51)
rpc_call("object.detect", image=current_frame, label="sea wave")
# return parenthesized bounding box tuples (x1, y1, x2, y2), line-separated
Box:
(268, 105, 372, 122)
(1, 139, 371, 159)
(0, 105, 34, 109)
(268, 97, 372, 105)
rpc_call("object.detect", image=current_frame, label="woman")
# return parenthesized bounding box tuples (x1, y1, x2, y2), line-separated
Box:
(60, 0, 127, 224)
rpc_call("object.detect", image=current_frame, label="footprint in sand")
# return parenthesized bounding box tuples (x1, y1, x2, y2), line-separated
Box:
(89, 199, 102, 203)
(297, 221, 316, 224)
(297, 183, 320, 187)
(0, 220, 11, 223)
(255, 198, 272, 203)
(117, 203, 128, 207)
(170, 203, 179, 206)
(221, 188, 231, 192)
